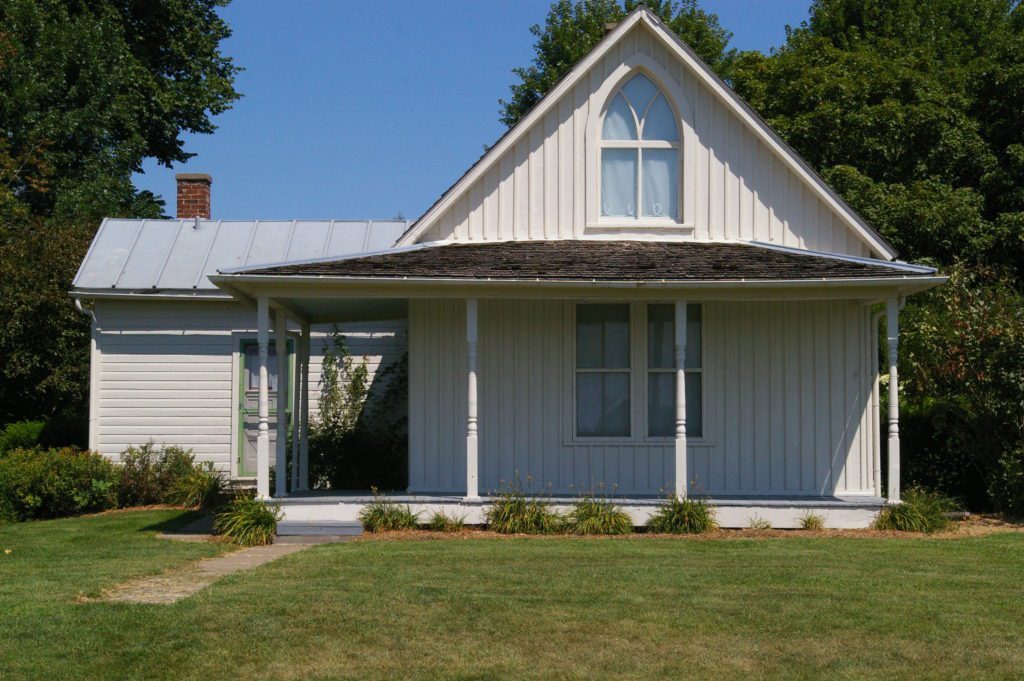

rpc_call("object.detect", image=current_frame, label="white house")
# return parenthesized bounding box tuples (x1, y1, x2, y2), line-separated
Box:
(71, 8, 945, 529)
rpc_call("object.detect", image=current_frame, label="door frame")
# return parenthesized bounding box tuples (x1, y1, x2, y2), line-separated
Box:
(235, 336, 295, 479)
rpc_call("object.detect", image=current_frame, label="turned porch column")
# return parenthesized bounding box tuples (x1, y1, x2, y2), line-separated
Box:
(275, 310, 288, 497)
(466, 298, 479, 499)
(290, 322, 302, 492)
(674, 300, 688, 499)
(886, 297, 901, 503)
(256, 297, 271, 499)
(298, 323, 311, 491)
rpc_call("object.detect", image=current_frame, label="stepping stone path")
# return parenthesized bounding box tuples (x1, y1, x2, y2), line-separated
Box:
(101, 542, 314, 604)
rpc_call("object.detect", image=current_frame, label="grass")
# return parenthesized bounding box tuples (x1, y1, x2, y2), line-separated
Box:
(875, 487, 962, 533)
(646, 495, 718, 533)
(426, 510, 466, 532)
(359, 497, 419, 532)
(564, 495, 633, 535)
(2, 511, 1024, 680)
(798, 510, 826, 530)
(213, 495, 282, 546)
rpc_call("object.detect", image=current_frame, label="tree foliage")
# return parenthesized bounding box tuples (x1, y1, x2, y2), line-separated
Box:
(499, 0, 735, 127)
(0, 0, 240, 424)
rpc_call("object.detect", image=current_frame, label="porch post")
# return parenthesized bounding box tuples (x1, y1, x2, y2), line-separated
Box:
(275, 310, 288, 497)
(256, 297, 271, 499)
(886, 297, 901, 503)
(466, 298, 479, 499)
(674, 300, 688, 499)
(290, 323, 301, 492)
(298, 323, 311, 491)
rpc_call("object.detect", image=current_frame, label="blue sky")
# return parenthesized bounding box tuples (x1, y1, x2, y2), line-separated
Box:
(134, 1, 810, 221)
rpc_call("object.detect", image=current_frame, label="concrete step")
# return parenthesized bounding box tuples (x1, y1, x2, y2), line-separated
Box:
(277, 520, 363, 537)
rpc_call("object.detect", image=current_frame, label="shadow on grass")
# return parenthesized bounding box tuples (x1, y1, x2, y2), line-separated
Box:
(139, 510, 209, 534)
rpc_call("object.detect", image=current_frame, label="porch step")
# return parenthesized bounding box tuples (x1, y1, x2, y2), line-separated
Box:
(276, 520, 363, 537)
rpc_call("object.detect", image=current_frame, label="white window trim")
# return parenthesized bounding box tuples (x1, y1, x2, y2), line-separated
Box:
(561, 301, 707, 447)
(585, 55, 697, 232)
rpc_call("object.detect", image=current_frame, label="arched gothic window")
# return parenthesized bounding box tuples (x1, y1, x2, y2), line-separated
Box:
(600, 73, 679, 220)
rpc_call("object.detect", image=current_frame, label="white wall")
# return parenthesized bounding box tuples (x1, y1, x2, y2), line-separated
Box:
(417, 24, 876, 259)
(93, 298, 406, 475)
(408, 298, 876, 497)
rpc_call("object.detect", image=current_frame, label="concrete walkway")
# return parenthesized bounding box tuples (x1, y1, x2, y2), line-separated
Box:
(103, 542, 314, 604)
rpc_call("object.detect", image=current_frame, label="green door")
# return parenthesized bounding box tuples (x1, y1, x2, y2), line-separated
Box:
(238, 339, 294, 478)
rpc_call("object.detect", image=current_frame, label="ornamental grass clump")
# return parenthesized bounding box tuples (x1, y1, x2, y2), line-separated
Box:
(646, 496, 718, 534)
(874, 487, 961, 533)
(359, 491, 420, 532)
(426, 510, 466, 532)
(798, 510, 826, 530)
(214, 494, 282, 546)
(564, 495, 633, 535)
(485, 484, 562, 534)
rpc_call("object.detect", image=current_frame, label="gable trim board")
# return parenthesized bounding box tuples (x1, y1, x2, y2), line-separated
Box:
(395, 7, 896, 260)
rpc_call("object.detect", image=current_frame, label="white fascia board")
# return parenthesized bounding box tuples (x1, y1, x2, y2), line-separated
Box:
(69, 288, 233, 301)
(394, 11, 648, 247)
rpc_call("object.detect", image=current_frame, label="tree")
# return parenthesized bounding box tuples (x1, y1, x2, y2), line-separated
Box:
(499, 0, 734, 128)
(0, 0, 240, 425)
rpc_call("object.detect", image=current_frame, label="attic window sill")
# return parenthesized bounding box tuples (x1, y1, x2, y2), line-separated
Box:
(587, 222, 695, 233)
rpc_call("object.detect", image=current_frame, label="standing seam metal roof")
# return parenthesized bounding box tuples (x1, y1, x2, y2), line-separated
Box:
(72, 218, 409, 291)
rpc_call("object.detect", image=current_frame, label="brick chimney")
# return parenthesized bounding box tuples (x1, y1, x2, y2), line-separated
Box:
(176, 173, 212, 219)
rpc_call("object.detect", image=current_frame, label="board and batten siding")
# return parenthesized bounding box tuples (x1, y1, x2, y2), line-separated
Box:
(93, 299, 406, 474)
(408, 298, 876, 497)
(417, 24, 874, 259)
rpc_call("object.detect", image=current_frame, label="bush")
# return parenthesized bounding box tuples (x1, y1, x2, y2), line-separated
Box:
(118, 442, 200, 506)
(0, 421, 45, 454)
(799, 511, 826, 530)
(564, 495, 633, 535)
(485, 486, 563, 534)
(167, 462, 226, 509)
(646, 496, 718, 534)
(0, 447, 119, 522)
(214, 494, 282, 546)
(748, 515, 773, 530)
(874, 487, 962, 533)
(426, 510, 466, 532)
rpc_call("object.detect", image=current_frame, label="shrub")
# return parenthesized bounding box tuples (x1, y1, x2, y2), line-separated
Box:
(0, 421, 45, 454)
(214, 494, 282, 546)
(874, 487, 962, 533)
(646, 496, 718, 534)
(426, 510, 466, 532)
(485, 486, 563, 534)
(167, 462, 226, 509)
(798, 511, 826, 530)
(359, 494, 420, 532)
(564, 495, 633, 535)
(748, 515, 773, 530)
(118, 442, 199, 506)
(0, 447, 119, 522)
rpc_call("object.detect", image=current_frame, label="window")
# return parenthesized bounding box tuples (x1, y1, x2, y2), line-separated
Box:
(600, 73, 679, 220)
(647, 304, 702, 438)
(575, 304, 631, 437)
(245, 344, 280, 392)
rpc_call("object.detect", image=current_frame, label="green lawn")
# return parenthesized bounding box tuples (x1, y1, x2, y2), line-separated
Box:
(1, 512, 1023, 680)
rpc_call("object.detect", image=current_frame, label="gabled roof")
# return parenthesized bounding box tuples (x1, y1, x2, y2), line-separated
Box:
(395, 7, 898, 260)
(72, 218, 408, 295)
(231, 240, 935, 282)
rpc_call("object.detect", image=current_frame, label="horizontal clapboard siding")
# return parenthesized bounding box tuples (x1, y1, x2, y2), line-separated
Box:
(421, 24, 872, 258)
(408, 298, 874, 496)
(94, 299, 405, 473)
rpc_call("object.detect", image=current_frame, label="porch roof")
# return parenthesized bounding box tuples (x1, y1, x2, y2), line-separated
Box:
(225, 239, 936, 282)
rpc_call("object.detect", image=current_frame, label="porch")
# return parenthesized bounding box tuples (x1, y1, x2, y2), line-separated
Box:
(209, 239, 946, 528)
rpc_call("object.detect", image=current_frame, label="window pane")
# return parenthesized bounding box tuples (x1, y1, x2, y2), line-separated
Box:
(577, 304, 630, 369)
(601, 94, 637, 140)
(686, 303, 702, 369)
(601, 149, 637, 217)
(577, 372, 630, 437)
(641, 148, 678, 219)
(647, 304, 673, 369)
(641, 95, 679, 141)
(647, 372, 674, 437)
(246, 345, 279, 391)
(686, 372, 703, 437)
(622, 74, 658, 113)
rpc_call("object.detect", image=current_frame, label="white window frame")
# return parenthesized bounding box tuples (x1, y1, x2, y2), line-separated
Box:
(584, 56, 697, 233)
(562, 301, 705, 446)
